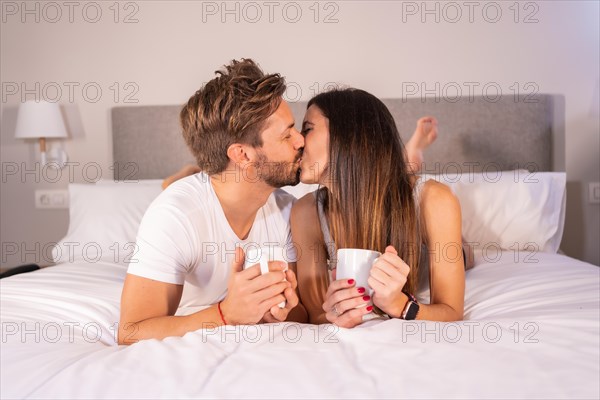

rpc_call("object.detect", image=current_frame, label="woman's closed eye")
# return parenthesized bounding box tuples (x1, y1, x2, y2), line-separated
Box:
(301, 127, 312, 136)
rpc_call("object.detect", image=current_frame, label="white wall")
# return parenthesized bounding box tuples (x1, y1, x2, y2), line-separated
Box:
(1, 0, 599, 267)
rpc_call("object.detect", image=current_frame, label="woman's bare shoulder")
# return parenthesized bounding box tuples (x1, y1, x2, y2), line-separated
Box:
(420, 179, 460, 213)
(295, 191, 317, 207)
(291, 191, 319, 227)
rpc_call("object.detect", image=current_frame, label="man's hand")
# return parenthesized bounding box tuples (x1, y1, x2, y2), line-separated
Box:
(261, 268, 300, 323)
(220, 247, 291, 325)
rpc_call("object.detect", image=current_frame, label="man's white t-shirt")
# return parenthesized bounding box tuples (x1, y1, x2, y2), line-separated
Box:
(127, 172, 297, 308)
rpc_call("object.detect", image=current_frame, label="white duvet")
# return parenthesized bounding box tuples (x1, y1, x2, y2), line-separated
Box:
(1, 252, 599, 399)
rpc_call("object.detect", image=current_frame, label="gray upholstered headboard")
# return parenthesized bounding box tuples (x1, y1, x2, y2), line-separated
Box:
(111, 94, 564, 180)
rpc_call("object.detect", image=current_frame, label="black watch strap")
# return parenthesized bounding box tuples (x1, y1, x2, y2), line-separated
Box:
(401, 292, 420, 320)
(403, 301, 420, 320)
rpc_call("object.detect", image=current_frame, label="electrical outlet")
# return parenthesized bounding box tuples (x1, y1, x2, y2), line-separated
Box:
(35, 190, 69, 209)
(590, 182, 600, 204)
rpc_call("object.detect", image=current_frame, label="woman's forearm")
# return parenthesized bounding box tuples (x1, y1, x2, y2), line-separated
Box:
(386, 291, 463, 322)
(413, 302, 464, 322)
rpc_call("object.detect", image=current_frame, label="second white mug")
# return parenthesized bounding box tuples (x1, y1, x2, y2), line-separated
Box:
(336, 248, 381, 296)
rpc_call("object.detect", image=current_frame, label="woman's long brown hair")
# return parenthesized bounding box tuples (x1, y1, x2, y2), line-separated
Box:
(308, 89, 422, 295)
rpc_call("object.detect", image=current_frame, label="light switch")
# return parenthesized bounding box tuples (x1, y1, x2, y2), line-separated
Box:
(35, 190, 69, 209)
(589, 182, 600, 204)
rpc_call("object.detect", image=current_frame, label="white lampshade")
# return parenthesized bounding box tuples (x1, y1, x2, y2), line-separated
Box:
(15, 101, 67, 139)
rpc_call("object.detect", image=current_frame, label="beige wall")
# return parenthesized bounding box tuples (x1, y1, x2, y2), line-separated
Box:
(1, 0, 599, 267)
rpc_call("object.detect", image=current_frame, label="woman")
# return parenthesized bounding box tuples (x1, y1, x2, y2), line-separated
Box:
(291, 88, 465, 328)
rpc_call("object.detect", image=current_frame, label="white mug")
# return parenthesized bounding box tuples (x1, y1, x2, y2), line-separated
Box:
(243, 246, 289, 308)
(336, 248, 381, 296)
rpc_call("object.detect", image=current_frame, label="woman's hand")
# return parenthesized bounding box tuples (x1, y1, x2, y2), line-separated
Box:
(322, 279, 373, 328)
(368, 245, 410, 318)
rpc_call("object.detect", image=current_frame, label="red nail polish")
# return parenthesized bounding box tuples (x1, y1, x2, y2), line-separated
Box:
(366, 306, 373, 312)
(363, 295, 370, 301)
(348, 279, 355, 285)
(357, 287, 365, 294)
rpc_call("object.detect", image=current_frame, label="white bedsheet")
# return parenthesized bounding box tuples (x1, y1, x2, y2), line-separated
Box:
(1, 252, 599, 399)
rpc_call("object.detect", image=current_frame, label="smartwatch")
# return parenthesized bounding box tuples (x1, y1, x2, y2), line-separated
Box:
(401, 292, 420, 320)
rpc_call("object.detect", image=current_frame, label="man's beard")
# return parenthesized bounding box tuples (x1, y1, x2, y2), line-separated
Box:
(254, 151, 301, 188)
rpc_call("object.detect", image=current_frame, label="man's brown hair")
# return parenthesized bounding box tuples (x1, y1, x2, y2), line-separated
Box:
(180, 59, 287, 175)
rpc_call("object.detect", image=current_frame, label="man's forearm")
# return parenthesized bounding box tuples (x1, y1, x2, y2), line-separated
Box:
(118, 304, 223, 345)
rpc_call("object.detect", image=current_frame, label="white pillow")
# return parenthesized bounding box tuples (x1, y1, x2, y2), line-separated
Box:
(52, 181, 163, 266)
(421, 171, 566, 253)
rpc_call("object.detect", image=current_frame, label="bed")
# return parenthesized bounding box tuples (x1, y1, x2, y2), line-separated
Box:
(1, 94, 599, 399)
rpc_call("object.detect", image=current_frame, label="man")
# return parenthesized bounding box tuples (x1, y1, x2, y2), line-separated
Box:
(119, 59, 307, 344)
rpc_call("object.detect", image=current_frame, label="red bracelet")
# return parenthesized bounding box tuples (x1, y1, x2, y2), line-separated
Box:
(217, 301, 228, 325)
